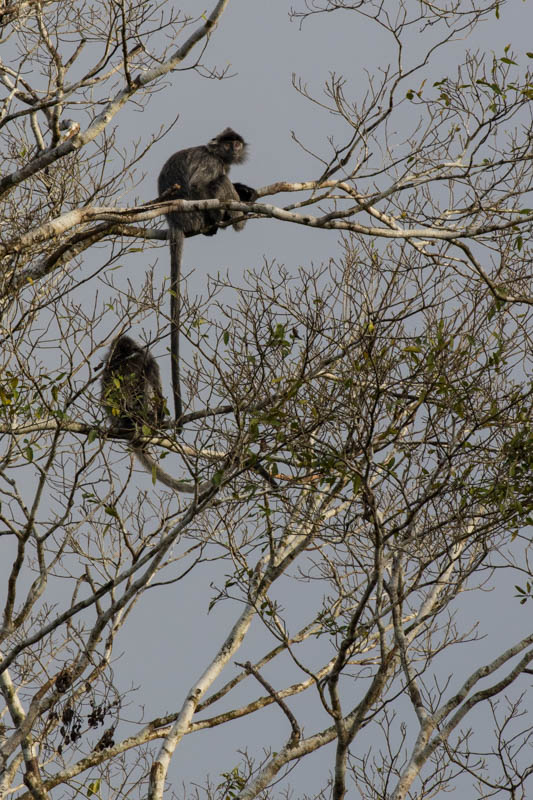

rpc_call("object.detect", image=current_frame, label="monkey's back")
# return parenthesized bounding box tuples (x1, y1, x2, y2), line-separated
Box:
(101, 336, 165, 431)
(158, 145, 228, 231)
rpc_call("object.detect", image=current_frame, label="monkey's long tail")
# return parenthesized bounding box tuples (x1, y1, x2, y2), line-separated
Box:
(134, 448, 212, 494)
(169, 225, 184, 428)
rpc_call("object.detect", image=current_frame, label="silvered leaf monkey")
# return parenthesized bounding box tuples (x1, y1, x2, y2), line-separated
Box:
(101, 334, 208, 492)
(158, 128, 257, 427)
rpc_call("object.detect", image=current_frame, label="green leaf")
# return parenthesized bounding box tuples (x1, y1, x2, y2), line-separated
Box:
(88, 429, 98, 443)
(87, 779, 101, 797)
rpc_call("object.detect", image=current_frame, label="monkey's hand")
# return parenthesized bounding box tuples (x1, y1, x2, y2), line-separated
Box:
(233, 182, 258, 203)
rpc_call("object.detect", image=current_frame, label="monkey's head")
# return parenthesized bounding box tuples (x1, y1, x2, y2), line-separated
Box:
(107, 335, 142, 365)
(208, 128, 248, 165)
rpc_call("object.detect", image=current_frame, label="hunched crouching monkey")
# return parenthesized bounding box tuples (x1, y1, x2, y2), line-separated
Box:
(101, 334, 212, 493)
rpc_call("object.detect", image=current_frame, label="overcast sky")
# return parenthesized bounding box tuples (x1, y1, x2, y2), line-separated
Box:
(2, 1, 532, 796)
(101, 2, 533, 795)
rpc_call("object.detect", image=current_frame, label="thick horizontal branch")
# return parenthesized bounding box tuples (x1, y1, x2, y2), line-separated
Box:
(5, 189, 533, 260)
(0, 420, 309, 485)
(0, 419, 223, 459)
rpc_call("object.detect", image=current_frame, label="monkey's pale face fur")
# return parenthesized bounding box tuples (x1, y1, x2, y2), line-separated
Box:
(208, 127, 248, 165)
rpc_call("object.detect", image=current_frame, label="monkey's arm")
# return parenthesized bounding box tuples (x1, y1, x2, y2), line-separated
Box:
(233, 182, 258, 203)
(187, 152, 225, 196)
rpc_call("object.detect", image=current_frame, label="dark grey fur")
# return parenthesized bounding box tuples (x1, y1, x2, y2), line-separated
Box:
(101, 334, 165, 431)
(101, 335, 201, 491)
(158, 128, 257, 427)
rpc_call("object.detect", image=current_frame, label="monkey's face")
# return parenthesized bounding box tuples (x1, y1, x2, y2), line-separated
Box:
(221, 138, 247, 164)
(210, 129, 248, 165)
(232, 138, 247, 162)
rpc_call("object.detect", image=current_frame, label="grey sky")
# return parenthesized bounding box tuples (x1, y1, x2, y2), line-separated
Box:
(2, 1, 532, 796)
(103, 1, 533, 795)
